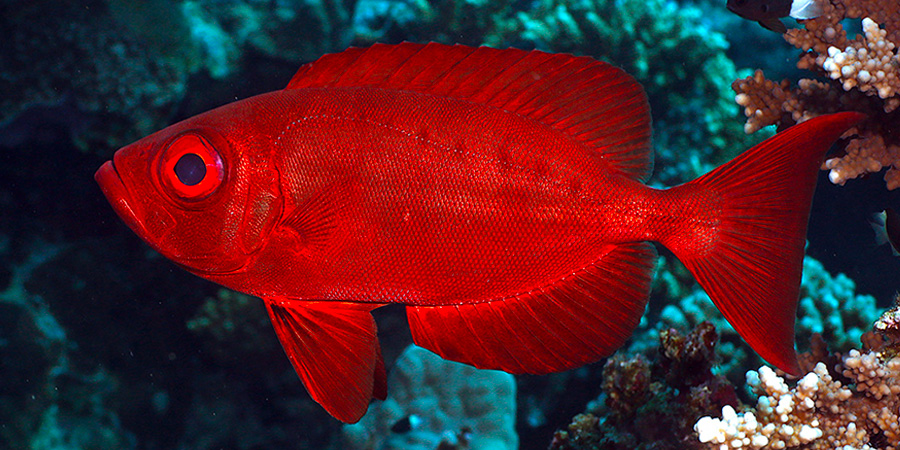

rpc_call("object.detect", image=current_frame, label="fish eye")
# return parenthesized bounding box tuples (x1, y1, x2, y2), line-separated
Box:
(174, 153, 206, 186)
(760, 4, 769, 12)
(159, 133, 224, 201)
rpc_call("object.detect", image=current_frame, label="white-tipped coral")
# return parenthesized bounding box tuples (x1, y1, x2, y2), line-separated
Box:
(821, 18, 899, 105)
(733, 0, 900, 190)
(822, 133, 900, 188)
(842, 349, 900, 443)
(695, 306, 900, 450)
(694, 363, 845, 449)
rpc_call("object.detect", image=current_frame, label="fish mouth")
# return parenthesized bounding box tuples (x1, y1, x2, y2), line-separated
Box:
(95, 158, 152, 241)
(95, 155, 246, 275)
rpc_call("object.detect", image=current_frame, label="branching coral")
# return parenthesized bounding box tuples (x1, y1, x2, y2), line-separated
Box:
(551, 323, 738, 450)
(732, 0, 900, 189)
(694, 303, 900, 449)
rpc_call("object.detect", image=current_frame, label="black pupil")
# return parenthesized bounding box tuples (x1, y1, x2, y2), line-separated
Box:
(174, 153, 206, 186)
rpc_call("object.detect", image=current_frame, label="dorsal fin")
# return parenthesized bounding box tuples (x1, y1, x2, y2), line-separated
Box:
(286, 42, 653, 181)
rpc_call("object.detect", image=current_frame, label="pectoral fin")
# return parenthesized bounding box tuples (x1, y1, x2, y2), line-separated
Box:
(279, 179, 362, 252)
(264, 298, 386, 423)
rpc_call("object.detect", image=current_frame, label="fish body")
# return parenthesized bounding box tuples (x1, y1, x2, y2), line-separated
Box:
(727, 0, 824, 32)
(96, 43, 863, 423)
(872, 208, 900, 255)
(194, 88, 666, 303)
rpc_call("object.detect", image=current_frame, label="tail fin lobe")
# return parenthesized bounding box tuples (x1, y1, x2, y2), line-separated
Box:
(673, 112, 863, 375)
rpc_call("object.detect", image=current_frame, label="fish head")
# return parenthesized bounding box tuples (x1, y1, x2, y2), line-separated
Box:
(96, 97, 283, 275)
(726, 0, 791, 21)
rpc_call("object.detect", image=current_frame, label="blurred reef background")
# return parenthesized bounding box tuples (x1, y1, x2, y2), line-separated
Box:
(1, 0, 900, 449)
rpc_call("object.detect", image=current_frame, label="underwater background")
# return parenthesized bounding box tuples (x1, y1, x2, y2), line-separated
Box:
(2, 0, 899, 449)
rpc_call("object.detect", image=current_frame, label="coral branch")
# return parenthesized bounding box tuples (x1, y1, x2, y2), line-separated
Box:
(733, 0, 900, 189)
(695, 301, 900, 449)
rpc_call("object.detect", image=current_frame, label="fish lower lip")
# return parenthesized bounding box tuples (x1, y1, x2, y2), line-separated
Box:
(95, 160, 148, 238)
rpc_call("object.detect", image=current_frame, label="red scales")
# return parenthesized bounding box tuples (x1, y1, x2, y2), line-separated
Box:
(96, 42, 864, 422)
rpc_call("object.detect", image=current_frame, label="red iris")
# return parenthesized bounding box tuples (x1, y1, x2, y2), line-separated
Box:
(159, 133, 224, 201)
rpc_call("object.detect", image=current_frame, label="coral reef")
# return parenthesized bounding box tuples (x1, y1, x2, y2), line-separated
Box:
(551, 304, 900, 450)
(502, 0, 760, 185)
(0, 241, 137, 450)
(1, 1, 188, 150)
(1, 0, 358, 151)
(352, 0, 516, 47)
(732, 0, 900, 189)
(695, 302, 900, 449)
(867, 299, 900, 359)
(628, 255, 881, 384)
(342, 344, 517, 450)
(549, 323, 738, 450)
(186, 289, 276, 362)
(2, 233, 353, 450)
(796, 257, 882, 354)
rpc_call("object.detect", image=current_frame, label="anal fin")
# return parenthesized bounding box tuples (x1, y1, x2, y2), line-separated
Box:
(264, 298, 385, 423)
(407, 242, 657, 374)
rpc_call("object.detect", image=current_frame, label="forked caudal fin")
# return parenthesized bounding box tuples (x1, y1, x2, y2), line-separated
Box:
(669, 112, 864, 375)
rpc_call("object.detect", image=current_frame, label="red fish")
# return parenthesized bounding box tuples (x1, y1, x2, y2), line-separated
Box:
(95, 43, 863, 423)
